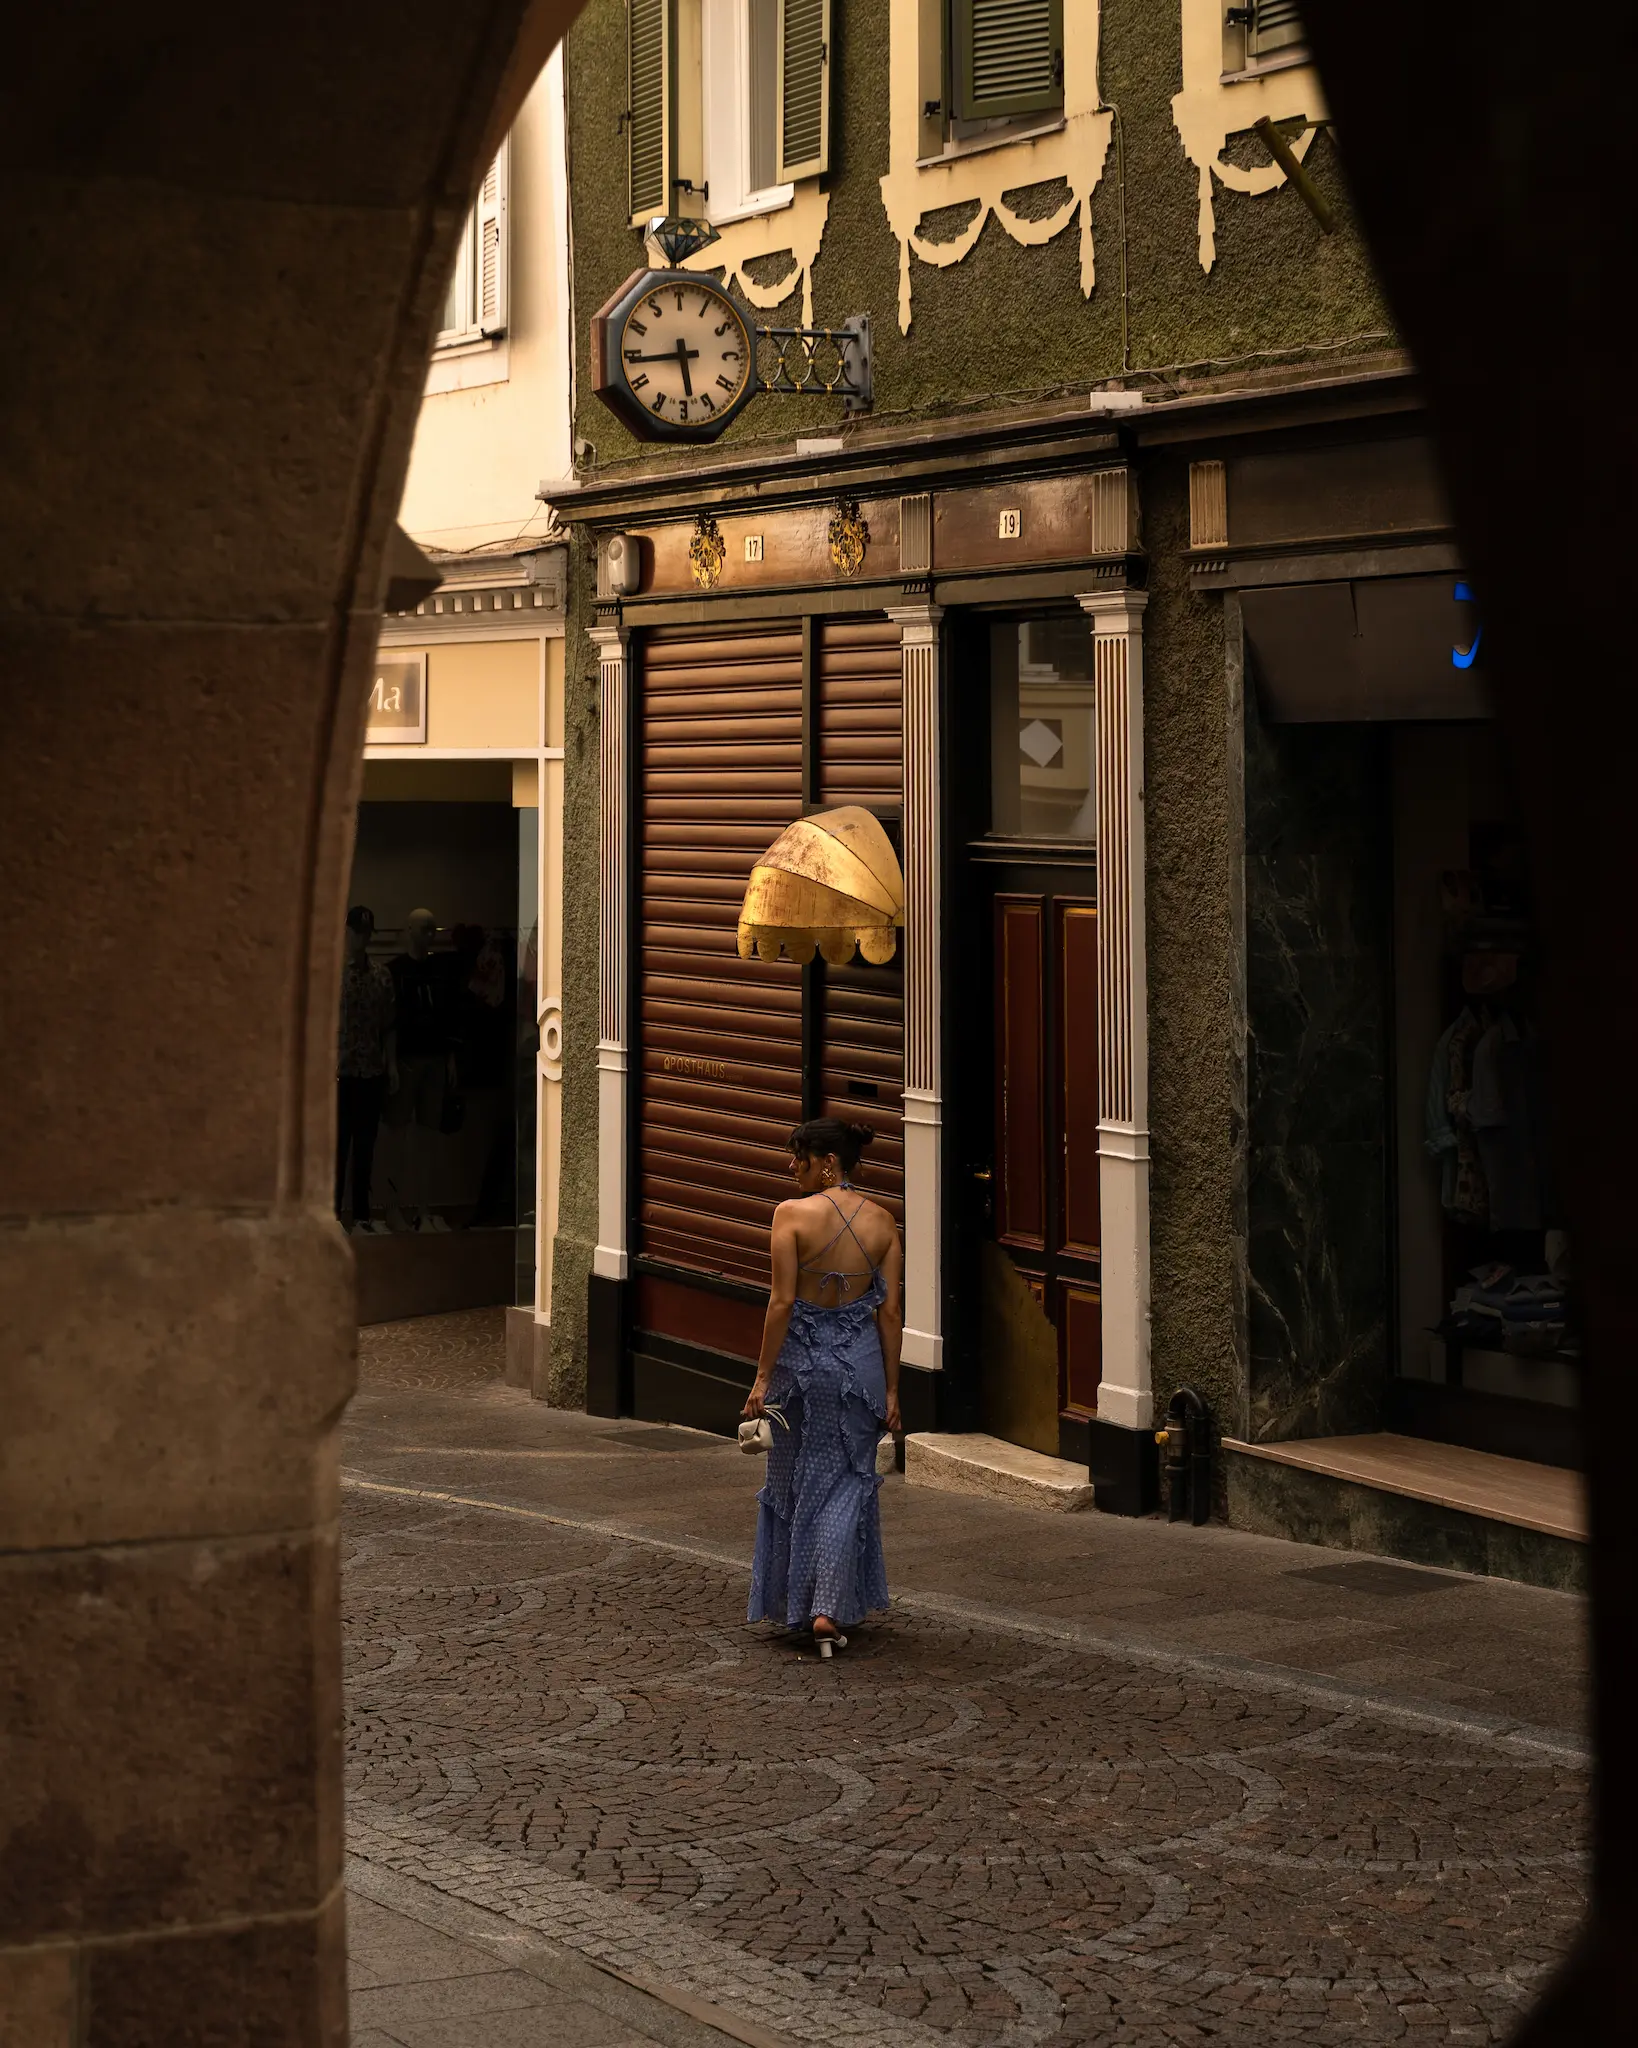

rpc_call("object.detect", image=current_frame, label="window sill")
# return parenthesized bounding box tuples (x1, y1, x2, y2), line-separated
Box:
(1219, 49, 1311, 83)
(916, 115, 1067, 170)
(425, 336, 510, 395)
(707, 184, 796, 228)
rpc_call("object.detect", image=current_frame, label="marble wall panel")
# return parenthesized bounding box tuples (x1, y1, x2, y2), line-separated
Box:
(1245, 705, 1392, 1442)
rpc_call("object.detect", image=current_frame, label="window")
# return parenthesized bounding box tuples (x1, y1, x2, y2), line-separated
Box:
(948, 0, 1064, 131)
(1222, 0, 1308, 74)
(437, 140, 509, 346)
(989, 618, 1096, 843)
(626, 0, 829, 229)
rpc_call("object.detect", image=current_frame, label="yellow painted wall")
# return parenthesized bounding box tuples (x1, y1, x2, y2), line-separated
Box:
(426, 638, 540, 749)
(397, 52, 573, 552)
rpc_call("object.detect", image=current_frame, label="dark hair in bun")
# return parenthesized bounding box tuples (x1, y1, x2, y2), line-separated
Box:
(789, 1117, 875, 1172)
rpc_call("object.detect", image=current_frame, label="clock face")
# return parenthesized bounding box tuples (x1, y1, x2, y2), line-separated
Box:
(617, 280, 752, 432)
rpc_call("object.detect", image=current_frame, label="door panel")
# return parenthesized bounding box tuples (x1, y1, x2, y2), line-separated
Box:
(1058, 902, 1100, 1259)
(975, 871, 1102, 1458)
(980, 1242, 1061, 1456)
(994, 896, 1047, 1250)
(1059, 1277, 1103, 1418)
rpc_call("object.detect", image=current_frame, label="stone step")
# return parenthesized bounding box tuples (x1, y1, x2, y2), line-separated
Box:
(904, 1431, 1094, 1513)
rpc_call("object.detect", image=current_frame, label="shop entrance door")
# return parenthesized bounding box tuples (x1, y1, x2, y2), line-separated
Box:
(975, 860, 1102, 1455)
(951, 613, 1103, 1462)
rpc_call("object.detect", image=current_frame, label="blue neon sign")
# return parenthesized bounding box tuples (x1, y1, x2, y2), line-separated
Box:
(1452, 579, 1482, 670)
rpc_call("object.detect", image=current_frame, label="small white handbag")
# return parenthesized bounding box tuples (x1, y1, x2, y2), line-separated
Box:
(737, 1403, 788, 1454)
(737, 1406, 897, 1475)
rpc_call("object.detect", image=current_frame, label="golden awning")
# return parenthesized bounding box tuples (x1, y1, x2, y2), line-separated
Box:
(737, 805, 904, 966)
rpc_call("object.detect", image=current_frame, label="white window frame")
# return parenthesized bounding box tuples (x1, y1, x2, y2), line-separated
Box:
(702, 0, 794, 224)
(434, 138, 510, 352)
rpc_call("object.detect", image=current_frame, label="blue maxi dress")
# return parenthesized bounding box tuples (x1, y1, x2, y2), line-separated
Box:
(747, 1198, 891, 1633)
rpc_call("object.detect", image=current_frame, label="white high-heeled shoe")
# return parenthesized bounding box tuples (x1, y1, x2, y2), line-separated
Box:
(814, 1628, 848, 1660)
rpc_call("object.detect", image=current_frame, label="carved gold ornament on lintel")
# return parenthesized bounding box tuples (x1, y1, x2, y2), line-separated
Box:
(689, 513, 726, 589)
(737, 805, 904, 967)
(828, 499, 870, 578)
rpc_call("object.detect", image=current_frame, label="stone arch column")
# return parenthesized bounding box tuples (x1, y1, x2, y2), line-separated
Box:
(0, 6, 578, 2038)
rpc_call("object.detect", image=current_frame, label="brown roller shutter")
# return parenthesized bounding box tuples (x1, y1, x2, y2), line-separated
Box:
(816, 616, 904, 1218)
(817, 615, 903, 809)
(637, 624, 805, 1287)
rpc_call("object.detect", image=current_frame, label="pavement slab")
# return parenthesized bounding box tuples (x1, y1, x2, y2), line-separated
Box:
(341, 1310, 1590, 2046)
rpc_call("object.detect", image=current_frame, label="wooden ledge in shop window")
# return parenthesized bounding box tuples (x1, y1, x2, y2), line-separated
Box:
(1222, 1432, 1588, 1543)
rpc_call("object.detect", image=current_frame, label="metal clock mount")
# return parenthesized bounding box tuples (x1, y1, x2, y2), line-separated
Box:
(590, 217, 872, 446)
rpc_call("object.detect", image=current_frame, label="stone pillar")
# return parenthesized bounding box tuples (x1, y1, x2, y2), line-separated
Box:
(0, 4, 577, 2038)
(589, 622, 631, 1284)
(1079, 589, 1154, 1454)
(889, 604, 944, 1376)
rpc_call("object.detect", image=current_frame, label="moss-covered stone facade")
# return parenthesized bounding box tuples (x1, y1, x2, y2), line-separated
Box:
(550, 0, 1402, 1453)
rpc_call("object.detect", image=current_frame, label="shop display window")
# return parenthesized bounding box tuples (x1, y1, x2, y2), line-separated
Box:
(988, 616, 1097, 843)
(1393, 726, 1578, 1438)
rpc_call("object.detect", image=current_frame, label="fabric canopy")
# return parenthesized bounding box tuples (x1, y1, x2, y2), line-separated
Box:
(736, 805, 904, 966)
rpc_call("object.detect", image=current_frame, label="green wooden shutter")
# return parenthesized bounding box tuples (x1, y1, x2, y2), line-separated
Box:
(776, 0, 831, 183)
(951, 0, 1063, 123)
(628, 0, 673, 226)
(1248, 0, 1306, 58)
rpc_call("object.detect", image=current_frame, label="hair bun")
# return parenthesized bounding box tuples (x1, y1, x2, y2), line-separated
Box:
(849, 1122, 875, 1149)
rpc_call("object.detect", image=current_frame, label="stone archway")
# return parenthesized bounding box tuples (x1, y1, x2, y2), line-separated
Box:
(2, 2, 1632, 2041)
(0, 6, 575, 2036)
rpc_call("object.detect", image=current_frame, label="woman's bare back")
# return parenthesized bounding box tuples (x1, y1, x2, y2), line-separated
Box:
(784, 1189, 899, 1303)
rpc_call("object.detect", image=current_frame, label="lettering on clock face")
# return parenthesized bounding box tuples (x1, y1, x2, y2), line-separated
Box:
(620, 283, 750, 427)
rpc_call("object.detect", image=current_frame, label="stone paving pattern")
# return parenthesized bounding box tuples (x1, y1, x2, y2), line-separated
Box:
(341, 1316, 1586, 2046)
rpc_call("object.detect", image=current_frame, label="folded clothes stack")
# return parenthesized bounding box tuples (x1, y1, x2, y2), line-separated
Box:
(1445, 1264, 1571, 1359)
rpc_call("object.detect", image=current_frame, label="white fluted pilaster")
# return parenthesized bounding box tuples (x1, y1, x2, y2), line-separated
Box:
(889, 603, 944, 1369)
(1079, 588, 1151, 1429)
(589, 621, 630, 1281)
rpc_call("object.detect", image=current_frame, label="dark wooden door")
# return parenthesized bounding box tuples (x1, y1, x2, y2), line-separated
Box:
(971, 854, 1102, 1459)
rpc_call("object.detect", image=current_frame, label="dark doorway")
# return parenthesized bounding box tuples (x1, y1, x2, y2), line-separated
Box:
(950, 613, 1102, 1462)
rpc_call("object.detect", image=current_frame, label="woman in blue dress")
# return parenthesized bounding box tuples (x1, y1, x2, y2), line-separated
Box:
(744, 1119, 903, 1655)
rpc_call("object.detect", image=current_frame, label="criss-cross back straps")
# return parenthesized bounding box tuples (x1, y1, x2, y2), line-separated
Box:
(798, 1191, 880, 1301)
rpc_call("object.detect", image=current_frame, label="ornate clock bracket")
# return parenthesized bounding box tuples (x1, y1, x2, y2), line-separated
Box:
(758, 316, 872, 415)
(644, 216, 872, 420)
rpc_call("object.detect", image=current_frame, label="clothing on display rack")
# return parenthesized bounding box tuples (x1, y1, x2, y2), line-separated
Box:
(1442, 1263, 1572, 1360)
(1468, 1013, 1555, 1232)
(1424, 1005, 1489, 1225)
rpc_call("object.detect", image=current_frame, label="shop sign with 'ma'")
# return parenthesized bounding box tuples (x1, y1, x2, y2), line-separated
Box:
(367, 655, 426, 744)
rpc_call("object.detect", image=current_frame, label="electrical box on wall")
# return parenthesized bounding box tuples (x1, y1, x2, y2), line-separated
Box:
(600, 532, 641, 598)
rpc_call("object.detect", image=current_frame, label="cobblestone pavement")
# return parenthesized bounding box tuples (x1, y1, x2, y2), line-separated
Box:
(343, 1471, 1587, 2045)
(358, 1308, 509, 1393)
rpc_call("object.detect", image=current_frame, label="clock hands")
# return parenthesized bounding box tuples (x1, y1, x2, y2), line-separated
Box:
(629, 337, 699, 398)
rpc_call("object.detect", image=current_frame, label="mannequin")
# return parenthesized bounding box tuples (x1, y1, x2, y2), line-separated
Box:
(385, 907, 458, 1231)
(335, 905, 396, 1231)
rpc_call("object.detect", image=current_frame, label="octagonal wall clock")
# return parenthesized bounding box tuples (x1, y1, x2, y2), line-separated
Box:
(591, 266, 757, 444)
